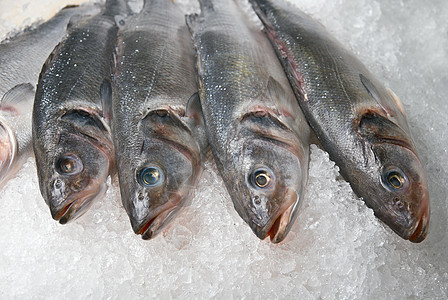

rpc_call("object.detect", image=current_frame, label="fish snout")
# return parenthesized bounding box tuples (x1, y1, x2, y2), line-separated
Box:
(408, 189, 430, 243)
(48, 178, 106, 224)
(130, 205, 180, 240)
(248, 188, 300, 243)
(129, 191, 183, 240)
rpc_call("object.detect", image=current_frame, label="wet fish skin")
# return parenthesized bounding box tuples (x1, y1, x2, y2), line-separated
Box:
(0, 3, 102, 97)
(33, 0, 128, 224)
(249, 0, 429, 242)
(0, 83, 34, 187)
(0, 3, 101, 188)
(113, 0, 206, 239)
(187, 0, 310, 243)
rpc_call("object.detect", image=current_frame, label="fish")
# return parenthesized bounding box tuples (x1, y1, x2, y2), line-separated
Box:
(32, 0, 129, 224)
(0, 3, 101, 188)
(112, 0, 206, 240)
(0, 83, 33, 187)
(249, 0, 430, 242)
(187, 0, 310, 243)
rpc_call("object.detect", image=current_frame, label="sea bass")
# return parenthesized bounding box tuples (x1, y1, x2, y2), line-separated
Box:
(33, 0, 128, 224)
(0, 3, 101, 187)
(112, 0, 206, 239)
(187, 0, 310, 243)
(249, 0, 429, 242)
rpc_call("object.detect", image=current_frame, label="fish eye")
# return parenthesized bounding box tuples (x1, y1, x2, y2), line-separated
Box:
(56, 154, 83, 175)
(250, 168, 274, 189)
(388, 172, 404, 189)
(381, 167, 408, 191)
(138, 166, 164, 187)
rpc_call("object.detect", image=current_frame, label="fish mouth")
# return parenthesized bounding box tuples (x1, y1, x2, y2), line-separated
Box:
(267, 197, 300, 243)
(408, 199, 430, 243)
(252, 190, 300, 243)
(134, 205, 180, 240)
(51, 179, 106, 224)
(0, 120, 17, 184)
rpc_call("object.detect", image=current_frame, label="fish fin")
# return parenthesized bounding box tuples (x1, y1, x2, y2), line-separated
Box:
(202, 144, 214, 162)
(387, 87, 407, 117)
(358, 110, 413, 149)
(309, 129, 322, 148)
(100, 79, 113, 120)
(360, 74, 399, 118)
(185, 13, 200, 36)
(267, 76, 287, 107)
(185, 92, 203, 125)
(185, 92, 208, 153)
(266, 76, 298, 127)
(66, 14, 89, 31)
(1, 83, 35, 114)
(198, 0, 214, 12)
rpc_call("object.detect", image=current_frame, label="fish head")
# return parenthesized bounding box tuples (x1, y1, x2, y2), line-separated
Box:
(224, 111, 308, 243)
(120, 108, 202, 240)
(35, 109, 112, 224)
(358, 110, 430, 242)
(42, 132, 110, 224)
(0, 118, 17, 186)
(370, 143, 429, 243)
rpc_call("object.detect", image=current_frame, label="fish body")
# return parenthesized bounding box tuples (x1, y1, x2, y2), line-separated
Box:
(0, 3, 101, 188)
(112, 0, 206, 239)
(187, 0, 310, 243)
(33, 0, 128, 223)
(249, 0, 429, 242)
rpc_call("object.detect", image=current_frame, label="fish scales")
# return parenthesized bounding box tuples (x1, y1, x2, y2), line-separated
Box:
(0, 4, 101, 96)
(33, 0, 128, 224)
(113, 0, 205, 239)
(0, 4, 101, 188)
(249, 0, 429, 242)
(188, 0, 310, 242)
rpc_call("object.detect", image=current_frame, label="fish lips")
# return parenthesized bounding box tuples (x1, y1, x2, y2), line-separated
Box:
(248, 188, 301, 243)
(370, 144, 431, 242)
(386, 187, 430, 243)
(130, 198, 181, 240)
(49, 178, 107, 224)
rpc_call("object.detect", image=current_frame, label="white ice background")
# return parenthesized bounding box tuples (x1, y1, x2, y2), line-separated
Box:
(0, 0, 447, 298)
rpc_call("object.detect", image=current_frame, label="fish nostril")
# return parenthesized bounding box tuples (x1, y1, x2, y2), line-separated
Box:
(54, 179, 62, 189)
(254, 195, 261, 205)
(138, 193, 144, 201)
(393, 197, 404, 209)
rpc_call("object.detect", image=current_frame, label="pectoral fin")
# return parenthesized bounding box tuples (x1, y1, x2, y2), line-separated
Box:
(1, 83, 35, 114)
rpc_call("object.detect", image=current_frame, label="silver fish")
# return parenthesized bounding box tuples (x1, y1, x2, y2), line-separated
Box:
(249, 0, 429, 242)
(0, 83, 33, 187)
(112, 0, 206, 239)
(0, 3, 101, 188)
(187, 0, 310, 243)
(33, 0, 129, 224)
